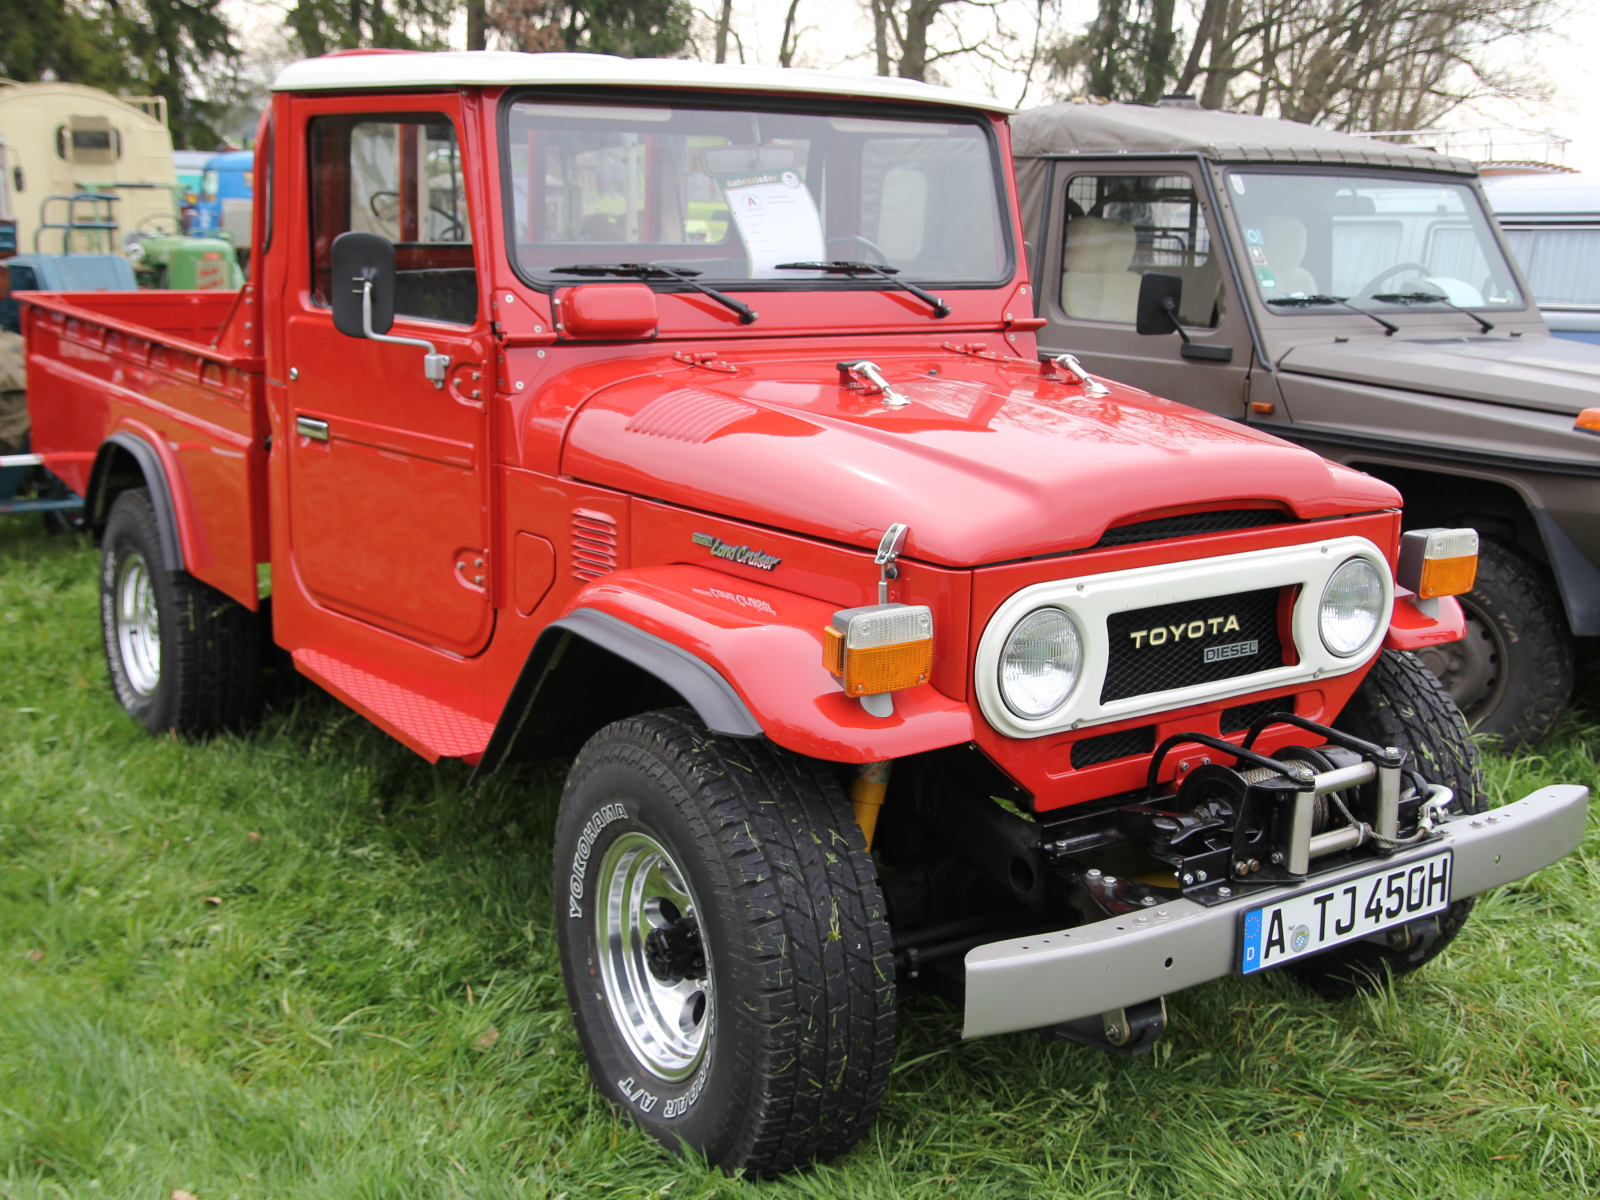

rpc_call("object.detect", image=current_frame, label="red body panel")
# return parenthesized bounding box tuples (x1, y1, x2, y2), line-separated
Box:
(17, 73, 1463, 812)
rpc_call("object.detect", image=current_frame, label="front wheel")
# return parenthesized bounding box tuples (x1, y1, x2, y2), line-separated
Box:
(1286, 650, 1486, 997)
(553, 711, 895, 1176)
(1414, 539, 1573, 748)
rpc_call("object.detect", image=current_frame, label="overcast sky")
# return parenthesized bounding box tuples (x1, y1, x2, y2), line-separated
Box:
(235, 0, 1600, 174)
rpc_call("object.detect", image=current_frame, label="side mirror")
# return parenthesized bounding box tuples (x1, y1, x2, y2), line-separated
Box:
(1135, 270, 1234, 362)
(1136, 271, 1183, 336)
(329, 229, 449, 387)
(330, 230, 394, 338)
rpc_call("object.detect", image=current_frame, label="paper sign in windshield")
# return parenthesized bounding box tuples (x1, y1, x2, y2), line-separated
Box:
(722, 170, 825, 278)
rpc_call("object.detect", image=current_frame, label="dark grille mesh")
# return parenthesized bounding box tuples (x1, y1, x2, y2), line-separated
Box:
(1102, 587, 1283, 702)
(1070, 724, 1156, 768)
(1093, 509, 1287, 549)
(1220, 697, 1290, 734)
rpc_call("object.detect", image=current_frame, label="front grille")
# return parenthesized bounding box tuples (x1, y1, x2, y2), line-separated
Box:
(1102, 587, 1283, 703)
(1070, 724, 1156, 768)
(1093, 509, 1287, 549)
(1220, 697, 1290, 734)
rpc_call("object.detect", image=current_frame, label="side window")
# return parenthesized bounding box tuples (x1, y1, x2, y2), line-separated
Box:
(309, 112, 476, 326)
(1060, 174, 1222, 328)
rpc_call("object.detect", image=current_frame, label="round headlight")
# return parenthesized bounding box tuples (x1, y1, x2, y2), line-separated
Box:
(1319, 557, 1384, 656)
(999, 606, 1082, 718)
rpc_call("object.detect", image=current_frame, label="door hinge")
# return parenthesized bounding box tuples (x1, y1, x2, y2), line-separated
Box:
(454, 548, 489, 591)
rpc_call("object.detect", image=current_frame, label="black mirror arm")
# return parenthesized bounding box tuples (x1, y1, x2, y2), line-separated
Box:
(362, 280, 448, 389)
(1161, 296, 1194, 346)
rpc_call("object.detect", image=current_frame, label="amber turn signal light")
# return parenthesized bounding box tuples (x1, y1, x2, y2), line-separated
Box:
(1397, 527, 1479, 599)
(823, 603, 933, 696)
(1576, 408, 1600, 436)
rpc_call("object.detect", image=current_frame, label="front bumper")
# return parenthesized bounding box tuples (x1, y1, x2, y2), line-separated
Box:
(962, 784, 1589, 1039)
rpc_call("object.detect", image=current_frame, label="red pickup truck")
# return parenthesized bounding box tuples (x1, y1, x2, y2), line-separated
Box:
(19, 51, 1587, 1176)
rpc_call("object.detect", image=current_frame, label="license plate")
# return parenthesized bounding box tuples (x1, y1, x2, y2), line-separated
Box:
(1239, 850, 1452, 974)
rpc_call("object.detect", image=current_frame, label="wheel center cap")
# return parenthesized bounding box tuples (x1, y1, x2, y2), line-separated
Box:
(645, 917, 705, 983)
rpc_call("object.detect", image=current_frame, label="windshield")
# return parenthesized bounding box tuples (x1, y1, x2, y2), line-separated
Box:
(1225, 171, 1523, 313)
(502, 98, 1009, 286)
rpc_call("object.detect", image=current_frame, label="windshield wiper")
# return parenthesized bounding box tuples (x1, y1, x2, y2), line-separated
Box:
(1371, 291, 1494, 334)
(774, 260, 950, 318)
(1265, 294, 1399, 336)
(547, 263, 758, 325)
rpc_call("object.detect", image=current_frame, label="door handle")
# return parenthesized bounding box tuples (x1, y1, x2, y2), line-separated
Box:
(296, 416, 329, 442)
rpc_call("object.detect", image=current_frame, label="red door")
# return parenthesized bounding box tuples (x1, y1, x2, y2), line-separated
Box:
(284, 98, 493, 656)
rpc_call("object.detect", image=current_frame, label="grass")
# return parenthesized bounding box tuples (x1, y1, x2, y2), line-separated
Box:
(0, 514, 1596, 1200)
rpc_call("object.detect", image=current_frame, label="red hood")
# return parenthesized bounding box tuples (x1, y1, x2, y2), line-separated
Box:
(560, 351, 1398, 567)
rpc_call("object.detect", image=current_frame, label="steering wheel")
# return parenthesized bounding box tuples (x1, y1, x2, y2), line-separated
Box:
(369, 190, 401, 221)
(137, 214, 180, 237)
(1357, 261, 1430, 298)
(430, 205, 465, 241)
(826, 234, 890, 265)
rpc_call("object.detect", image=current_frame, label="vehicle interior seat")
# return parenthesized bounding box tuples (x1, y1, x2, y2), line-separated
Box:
(1172, 255, 1225, 327)
(1061, 216, 1141, 322)
(1260, 217, 1318, 296)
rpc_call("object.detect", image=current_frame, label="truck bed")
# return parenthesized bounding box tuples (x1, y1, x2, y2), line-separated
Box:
(21, 287, 268, 609)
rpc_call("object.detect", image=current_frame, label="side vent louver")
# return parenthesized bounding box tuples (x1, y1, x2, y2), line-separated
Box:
(571, 508, 618, 582)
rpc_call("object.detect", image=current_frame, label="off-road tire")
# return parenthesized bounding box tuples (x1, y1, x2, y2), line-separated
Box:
(100, 488, 262, 736)
(1286, 650, 1486, 998)
(553, 710, 895, 1176)
(1415, 539, 1572, 748)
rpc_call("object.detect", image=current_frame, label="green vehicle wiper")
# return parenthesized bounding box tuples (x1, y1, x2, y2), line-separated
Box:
(774, 260, 950, 318)
(547, 263, 758, 325)
(1371, 291, 1494, 334)
(1265, 294, 1399, 336)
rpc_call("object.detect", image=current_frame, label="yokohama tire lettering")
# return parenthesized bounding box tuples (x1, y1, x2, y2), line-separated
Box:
(569, 802, 628, 918)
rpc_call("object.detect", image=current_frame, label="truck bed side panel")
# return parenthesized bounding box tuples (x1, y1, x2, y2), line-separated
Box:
(23, 295, 265, 609)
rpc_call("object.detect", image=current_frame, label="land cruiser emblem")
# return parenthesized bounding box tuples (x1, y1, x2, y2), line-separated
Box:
(1127, 614, 1240, 648)
(692, 532, 782, 571)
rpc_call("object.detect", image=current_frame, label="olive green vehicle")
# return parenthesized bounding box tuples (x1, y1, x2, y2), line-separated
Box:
(1013, 100, 1600, 746)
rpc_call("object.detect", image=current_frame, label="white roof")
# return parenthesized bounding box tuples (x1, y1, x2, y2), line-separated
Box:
(272, 51, 1010, 113)
(1483, 173, 1600, 218)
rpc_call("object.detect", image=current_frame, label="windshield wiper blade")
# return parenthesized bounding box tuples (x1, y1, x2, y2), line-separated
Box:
(547, 263, 758, 325)
(1266, 294, 1399, 336)
(774, 260, 950, 318)
(1371, 291, 1494, 334)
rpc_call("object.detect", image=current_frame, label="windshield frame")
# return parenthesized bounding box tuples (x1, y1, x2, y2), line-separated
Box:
(1219, 163, 1530, 319)
(494, 86, 1017, 297)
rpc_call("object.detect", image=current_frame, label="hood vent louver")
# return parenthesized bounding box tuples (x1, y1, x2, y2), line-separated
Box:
(625, 389, 757, 444)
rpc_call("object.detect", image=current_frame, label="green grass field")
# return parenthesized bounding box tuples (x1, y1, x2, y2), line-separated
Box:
(1, 515, 1596, 1199)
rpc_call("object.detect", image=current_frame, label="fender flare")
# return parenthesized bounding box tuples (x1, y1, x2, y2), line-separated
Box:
(87, 431, 184, 572)
(1530, 508, 1600, 637)
(471, 607, 763, 781)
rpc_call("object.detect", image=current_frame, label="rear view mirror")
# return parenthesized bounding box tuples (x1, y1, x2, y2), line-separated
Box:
(701, 145, 796, 175)
(1136, 271, 1183, 336)
(330, 231, 394, 338)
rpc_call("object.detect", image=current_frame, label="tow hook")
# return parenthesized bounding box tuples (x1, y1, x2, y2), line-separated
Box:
(1044, 997, 1168, 1056)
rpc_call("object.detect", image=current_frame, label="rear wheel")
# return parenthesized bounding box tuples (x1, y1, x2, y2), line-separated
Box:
(1287, 650, 1485, 997)
(100, 488, 262, 736)
(1415, 539, 1572, 748)
(553, 710, 895, 1176)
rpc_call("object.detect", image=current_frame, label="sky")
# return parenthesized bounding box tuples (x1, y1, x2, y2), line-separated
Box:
(233, 0, 1600, 175)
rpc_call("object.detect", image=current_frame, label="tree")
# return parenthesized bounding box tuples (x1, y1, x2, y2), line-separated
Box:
(1049, 0, 1560, 132)
(0, 0, 238, 149)
(490, 0, 693, 56)
(285, 0, 459, 57)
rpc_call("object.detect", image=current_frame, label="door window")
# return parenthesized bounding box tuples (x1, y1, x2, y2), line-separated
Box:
(1059, 173, 1223, 328)
(1502, 227, 1600, 305)
(308, 112, 476, 325)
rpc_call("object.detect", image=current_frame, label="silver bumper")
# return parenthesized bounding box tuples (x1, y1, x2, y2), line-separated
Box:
(962, 784, 1589, 1040)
